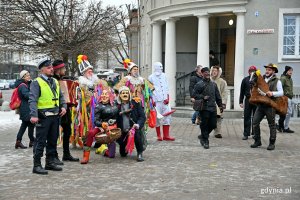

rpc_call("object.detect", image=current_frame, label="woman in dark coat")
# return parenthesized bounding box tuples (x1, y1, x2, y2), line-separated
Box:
(14, 70, 35, 149)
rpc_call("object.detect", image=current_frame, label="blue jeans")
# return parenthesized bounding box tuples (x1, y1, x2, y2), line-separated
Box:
(192, 111, 199, 123)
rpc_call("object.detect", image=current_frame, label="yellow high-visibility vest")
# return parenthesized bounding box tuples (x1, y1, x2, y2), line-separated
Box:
(36, 77, 60, 109)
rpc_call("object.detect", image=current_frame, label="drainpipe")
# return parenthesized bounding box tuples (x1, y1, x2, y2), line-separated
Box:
(137, 0, 140, 68)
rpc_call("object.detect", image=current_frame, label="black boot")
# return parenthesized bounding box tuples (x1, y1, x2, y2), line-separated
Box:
(45, 157, 63, 171)
(137, 153, 144, 162)
(250, 138, 262, 148)
(203, 140, 209, 149)
(53, 154, 64, 165)
(267, 139, 276, 150)
(32, 158, 48, 175)
(29, 140, 34, 148)
(63, 151, 79, 162)
(198, 135, 204, 146)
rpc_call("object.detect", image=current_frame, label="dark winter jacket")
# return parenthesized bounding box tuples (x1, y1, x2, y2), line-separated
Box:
(189, 71, 203, 97)
(94, 102, 119, 128)
(116, 100, 146, 132)
(239, 76, 252, 104)
(280, 74, 293, 99)
(192, 78, 222, 112)
(14, 79, 31, 121)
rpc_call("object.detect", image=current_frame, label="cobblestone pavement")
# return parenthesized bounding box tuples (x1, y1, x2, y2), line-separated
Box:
(0, 111, 299, 200)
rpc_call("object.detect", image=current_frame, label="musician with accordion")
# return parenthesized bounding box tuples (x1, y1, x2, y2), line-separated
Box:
(53, 60, 80, 162)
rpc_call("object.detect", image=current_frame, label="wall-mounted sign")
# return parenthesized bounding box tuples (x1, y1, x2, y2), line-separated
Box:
(247, 29, 275, 34)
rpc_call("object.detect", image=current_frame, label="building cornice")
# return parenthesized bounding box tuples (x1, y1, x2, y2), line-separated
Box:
(147, 0, 248, 21)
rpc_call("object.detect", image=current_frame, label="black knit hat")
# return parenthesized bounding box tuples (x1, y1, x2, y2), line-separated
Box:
(284, 65, 293, 74)
(201, 67, 210, 73)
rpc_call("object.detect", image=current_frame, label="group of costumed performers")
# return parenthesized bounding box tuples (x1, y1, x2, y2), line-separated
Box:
(74, 55, 175, 163)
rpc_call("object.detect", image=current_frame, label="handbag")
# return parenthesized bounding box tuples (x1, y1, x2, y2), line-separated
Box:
(193, 99, 204, 111)
(192, 82, 209, 111)
(148, 109, 157, 128)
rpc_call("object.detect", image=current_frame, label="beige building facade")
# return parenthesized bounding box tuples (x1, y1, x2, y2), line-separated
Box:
(131, 0, 300, 109)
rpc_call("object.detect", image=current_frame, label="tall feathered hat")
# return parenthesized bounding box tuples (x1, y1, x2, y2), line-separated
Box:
(123, 58, 131, 69)
(123, 58, 138, 73)
(77, 55, 93, 74)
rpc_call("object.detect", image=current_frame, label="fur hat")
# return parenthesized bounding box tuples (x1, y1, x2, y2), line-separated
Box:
(52, 60, 65, 70)
(37, 58, 51, 69)
(117, 86, 132, 104)
(77, 55, 93, 74)
(19, 70, 29, 79)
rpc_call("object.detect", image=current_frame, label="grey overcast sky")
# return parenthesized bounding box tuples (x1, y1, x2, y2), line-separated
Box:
(101, 0, 137, 7)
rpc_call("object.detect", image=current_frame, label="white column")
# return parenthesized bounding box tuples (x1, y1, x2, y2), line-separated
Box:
(165, 18, 177, 107)
(151, 21, 162, 72)
(234, 11, 246, 110)
(196, 14, 210, 67)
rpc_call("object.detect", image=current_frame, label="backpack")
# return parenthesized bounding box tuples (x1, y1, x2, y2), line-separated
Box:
(9, 83, 27, 110)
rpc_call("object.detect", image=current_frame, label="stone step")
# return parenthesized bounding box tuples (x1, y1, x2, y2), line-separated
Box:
(172, 106, 244, 119)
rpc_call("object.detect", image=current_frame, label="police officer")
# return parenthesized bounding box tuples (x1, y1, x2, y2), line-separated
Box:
(29, 59, 67, 175)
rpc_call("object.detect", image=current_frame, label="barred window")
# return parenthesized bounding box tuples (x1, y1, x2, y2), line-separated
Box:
(279, 9, 300, 61)
(283, 15, 300, 57)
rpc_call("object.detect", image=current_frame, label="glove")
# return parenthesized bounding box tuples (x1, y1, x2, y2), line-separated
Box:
(203, 96, 210, 100)
(219, 107, 224, 113)
(133, 124, 140, 130)
(163, 94, 169, 105)
(222, 104, 226, 110)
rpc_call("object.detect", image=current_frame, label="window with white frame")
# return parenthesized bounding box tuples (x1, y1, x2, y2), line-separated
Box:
(278, 9, 300, 62)
(283, 15, 300, 56)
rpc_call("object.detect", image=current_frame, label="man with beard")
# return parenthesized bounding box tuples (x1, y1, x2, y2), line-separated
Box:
(29, 59, 67, 175)
(76, 55, 108, 148)
(192, 67, 223, 149)
(77, 55, 103, 91)
(251, 63, 283, 150)
(52, 60, 79, 162)
(148, 62, 175, 141)
(116, 86, 146, 162)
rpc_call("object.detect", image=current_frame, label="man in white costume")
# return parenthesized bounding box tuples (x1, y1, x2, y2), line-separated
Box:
(148, 62, 175, 141)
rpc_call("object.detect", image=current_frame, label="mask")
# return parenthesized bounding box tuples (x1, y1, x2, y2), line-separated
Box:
(153, 62, 163, 76)
(101, 90, 110, 104)
(120, 90, 130, 102)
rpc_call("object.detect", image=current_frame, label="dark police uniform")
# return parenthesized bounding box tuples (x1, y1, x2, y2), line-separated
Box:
(29, 72, 66, 174)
